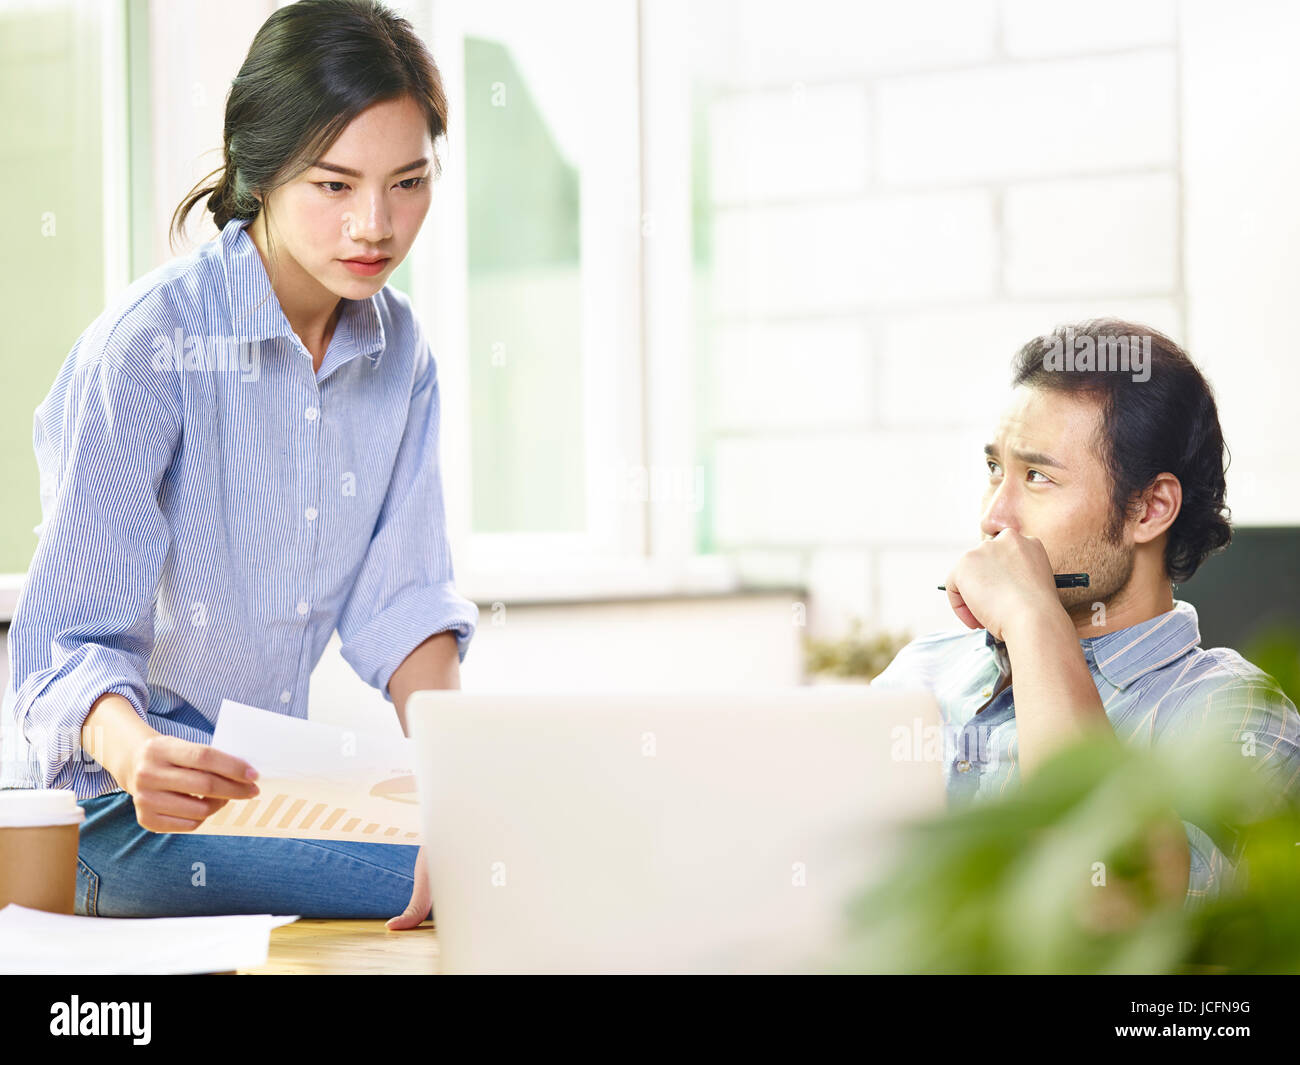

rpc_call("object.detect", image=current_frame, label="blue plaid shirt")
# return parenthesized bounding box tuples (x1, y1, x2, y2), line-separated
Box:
(870, 599, 1300, 907)
(2, 217, 478, 799)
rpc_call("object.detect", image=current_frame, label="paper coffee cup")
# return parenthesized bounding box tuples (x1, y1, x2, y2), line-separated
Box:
(0, 789, 85, 915)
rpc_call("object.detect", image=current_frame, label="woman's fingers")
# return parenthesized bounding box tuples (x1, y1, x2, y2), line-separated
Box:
(126, 738, 260, 833)
(132, 789, 230, 831)
(135, 763, 259, 802)
(146, 736, 260, 796)
(139, 814, 203, 833)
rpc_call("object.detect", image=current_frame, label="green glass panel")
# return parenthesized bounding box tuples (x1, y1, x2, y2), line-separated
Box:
(464, 35, 584, 533)
(0, 2, 107, 573)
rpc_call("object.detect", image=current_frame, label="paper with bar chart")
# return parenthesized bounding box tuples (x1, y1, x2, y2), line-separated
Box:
(192, 699, 423, 844)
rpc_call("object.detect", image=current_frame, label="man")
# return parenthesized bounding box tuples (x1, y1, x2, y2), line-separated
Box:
(871, 318, 1300, 909)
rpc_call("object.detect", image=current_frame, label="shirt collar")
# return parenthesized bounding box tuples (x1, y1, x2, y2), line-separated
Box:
(219, 217, 385, 367)
(982, 598, 1201, 691)
(1084, 599, 1202, 690)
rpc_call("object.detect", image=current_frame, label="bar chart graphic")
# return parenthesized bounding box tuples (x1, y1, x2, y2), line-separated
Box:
(191, 700, 424, 843)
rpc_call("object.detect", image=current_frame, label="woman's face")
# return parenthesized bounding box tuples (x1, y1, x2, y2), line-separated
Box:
(256, 94, 434, 298)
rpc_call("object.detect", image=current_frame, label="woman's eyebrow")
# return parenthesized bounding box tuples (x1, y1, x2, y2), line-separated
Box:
(309, 157, 429, 177)
(983, 442, 1068, 470)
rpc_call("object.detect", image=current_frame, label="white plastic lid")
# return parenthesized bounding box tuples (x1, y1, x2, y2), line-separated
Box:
(0, 788, 86, 827)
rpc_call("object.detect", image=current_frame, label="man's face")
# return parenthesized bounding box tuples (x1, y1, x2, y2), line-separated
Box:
(258, 94, 434, 297)
(981, 384, 1134, 613)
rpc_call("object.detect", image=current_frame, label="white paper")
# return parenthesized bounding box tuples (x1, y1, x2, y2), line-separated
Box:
(192, 699, 423, 844)
(0, 903, 298, 974)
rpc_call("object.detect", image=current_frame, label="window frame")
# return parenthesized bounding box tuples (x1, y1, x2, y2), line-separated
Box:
(421, 0, 731, 602)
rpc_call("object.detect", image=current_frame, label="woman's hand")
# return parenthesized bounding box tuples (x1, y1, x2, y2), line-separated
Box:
(387, 845, 433, 930)
(121, 733, 261, 833)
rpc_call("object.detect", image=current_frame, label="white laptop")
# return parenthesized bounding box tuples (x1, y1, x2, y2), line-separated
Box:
(406, 687, 945, 974)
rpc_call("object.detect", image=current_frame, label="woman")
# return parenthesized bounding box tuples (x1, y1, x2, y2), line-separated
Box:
(0, 0, 475, 927)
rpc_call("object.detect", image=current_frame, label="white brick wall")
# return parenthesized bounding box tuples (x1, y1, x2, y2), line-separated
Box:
(1003, 174, 1179, 297)
(712, 192, 997, 315)
(690, 0, 999, 85)
(877, 547, 976, 638)
(708, 85, 870, 202)
(875, 52, 1176, 188)
(712, 429, 979, 548)
(710, 319, 872, 430)
(1181, 0, 1300, 525)
(999, 0, 1176, 58)
(694, 1, 1299, 647)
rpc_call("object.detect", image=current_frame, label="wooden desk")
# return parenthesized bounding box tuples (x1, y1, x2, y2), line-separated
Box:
(236, 919, 440, 974)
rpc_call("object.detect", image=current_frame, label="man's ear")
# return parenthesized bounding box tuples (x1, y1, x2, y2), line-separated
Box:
(1132, 473, 1181, 545)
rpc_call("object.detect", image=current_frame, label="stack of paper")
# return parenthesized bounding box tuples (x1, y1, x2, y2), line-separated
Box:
(0, 903, 298, 974)
(193, 699, 423, 843)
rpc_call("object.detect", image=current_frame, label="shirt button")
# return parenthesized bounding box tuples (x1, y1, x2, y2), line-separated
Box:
(296, 600, 309, 615)
(280, 690, 291, 703)
(955, 760, 972, 773)
(981, 687, 993, 698)
(305, 407, 318, 421)
(305, 506, 318, 521)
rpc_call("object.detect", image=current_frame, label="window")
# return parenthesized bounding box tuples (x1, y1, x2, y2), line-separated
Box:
(423, 0, 653, 587)
(0, 0, 127, 615)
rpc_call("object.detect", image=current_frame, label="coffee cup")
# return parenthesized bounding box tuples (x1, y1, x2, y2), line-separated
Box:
(0, 789, 85, 915)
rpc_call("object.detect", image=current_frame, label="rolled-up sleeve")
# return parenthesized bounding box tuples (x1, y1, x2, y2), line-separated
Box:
(6, 362, 180, 797)
(337, 346, 478, 700)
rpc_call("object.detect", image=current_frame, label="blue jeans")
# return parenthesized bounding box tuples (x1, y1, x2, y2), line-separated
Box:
(75, 790, 422, 919)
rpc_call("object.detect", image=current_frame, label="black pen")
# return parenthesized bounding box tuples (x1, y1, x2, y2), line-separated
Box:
(936, 572, 1090, 591)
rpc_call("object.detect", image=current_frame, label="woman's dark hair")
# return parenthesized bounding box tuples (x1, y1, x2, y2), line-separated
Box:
(1011, 318, 1232, 585)
(169, 0, 447, 284)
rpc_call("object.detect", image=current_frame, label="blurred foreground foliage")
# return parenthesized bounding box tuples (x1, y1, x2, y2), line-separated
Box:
(817, 729, 1300, 974)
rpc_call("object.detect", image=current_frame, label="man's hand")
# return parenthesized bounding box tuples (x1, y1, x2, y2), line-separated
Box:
(944, 528, 1062, 641)
(955, 530, 1119, 775)
(387, 844, 432, 930)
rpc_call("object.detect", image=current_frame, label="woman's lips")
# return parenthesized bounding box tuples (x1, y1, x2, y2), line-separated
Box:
(340, 258, 389, 276)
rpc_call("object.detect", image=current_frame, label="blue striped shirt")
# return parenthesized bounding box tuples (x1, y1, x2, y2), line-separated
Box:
(1, 217, 478, 799)
(870, 599, 1300, 907)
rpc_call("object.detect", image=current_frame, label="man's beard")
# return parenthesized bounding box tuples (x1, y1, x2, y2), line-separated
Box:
(1056, 508, 1135, 621)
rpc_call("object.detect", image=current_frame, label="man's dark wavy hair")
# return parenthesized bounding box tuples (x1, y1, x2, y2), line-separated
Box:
(1010, 319, 1232, 585)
